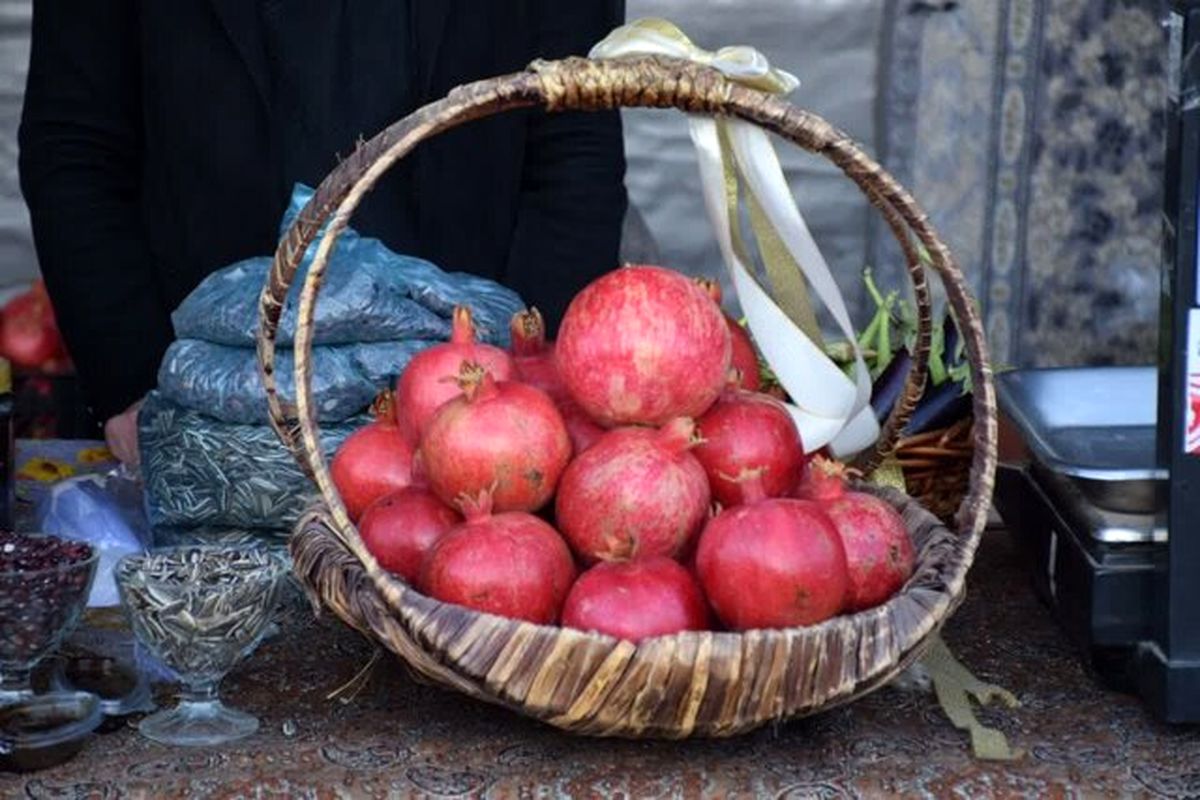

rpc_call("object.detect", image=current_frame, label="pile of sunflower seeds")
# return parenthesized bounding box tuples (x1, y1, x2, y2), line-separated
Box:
(116, 548, 282, 680)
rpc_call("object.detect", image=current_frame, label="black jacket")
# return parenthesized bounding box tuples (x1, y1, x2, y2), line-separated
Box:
(19, 1, 627, 422)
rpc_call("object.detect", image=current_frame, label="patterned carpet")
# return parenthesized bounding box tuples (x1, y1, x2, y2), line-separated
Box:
(4, 528, 1198, 799)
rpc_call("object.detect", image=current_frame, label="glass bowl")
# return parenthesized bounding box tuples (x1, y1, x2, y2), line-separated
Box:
(0, 533, 98, 703)
(115, 546, 285, 747)
(0, 690, 103, 772)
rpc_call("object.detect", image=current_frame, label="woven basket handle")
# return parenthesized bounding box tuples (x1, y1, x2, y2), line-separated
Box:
(255, 55, 997, 574)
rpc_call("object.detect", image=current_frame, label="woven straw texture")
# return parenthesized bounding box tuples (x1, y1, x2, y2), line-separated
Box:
(255, 55, 998, 738)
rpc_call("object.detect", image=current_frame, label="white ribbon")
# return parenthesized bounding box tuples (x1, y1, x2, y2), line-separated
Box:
(590, 20, 879, 456)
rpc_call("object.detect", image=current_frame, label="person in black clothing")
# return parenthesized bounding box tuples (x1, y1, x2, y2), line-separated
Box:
(18, 1, 628, 463)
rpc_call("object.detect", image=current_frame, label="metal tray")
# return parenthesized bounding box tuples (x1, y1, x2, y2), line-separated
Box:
(997, 366, 1166, 514)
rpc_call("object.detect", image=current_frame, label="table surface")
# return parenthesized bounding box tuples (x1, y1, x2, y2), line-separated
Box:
(3, 527, 1199, 799)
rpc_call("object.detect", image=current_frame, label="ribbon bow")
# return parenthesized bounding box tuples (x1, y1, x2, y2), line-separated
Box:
(591, 19, 879, 455)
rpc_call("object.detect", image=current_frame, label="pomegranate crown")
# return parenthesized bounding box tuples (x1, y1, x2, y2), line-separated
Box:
(509, 307, 547, 356)
(718, 466, 769, 505)
(452, 360, 497, 402)
(658, 416, 703, 453)
(695, 277, 723, 305)
(369, 389, 396, 421)
(798, 455, 860, 502)
(450, 306, 478, 345)
(456, 487, 495, 520)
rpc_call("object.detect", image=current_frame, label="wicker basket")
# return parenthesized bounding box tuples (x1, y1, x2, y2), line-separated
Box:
(255, 55, 997, 738)
(898, 417, 974, 524)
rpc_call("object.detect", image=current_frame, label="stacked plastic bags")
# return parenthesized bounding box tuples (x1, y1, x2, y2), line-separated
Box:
(139, 185, 524, 532)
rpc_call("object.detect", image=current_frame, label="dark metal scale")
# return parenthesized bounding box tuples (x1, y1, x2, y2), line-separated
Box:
(992, 1, 1200, 722)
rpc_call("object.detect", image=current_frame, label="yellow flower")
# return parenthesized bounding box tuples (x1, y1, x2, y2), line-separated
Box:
(77, 447, 115, 465)
(18, 457, 76, 483)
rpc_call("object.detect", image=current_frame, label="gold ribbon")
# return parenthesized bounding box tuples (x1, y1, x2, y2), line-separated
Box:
(922, 634, 1022, 761)
(595, 19, 824, 348)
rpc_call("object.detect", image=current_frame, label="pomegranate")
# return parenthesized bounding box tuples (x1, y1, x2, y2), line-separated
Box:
(395, 306, 514, 442)
(696, 278, 761, 391)
(555, 417, 710, 563)
(559, 398, 605, 453)
(510, 307, 602, 452)
(562, 557, 710, 642)
(693, 386, 806, 507)
(797, 457, 915, 611)
(419, 491, 576, 623)
(695, 474, 849, 629)
(0, 281, 70, 371)
(358, 487, 461, 583)
(420, 363, 571, 512)
(556, 265, 731, 427)
(509, 308, 563, 398)
(331, 392, 417, 521)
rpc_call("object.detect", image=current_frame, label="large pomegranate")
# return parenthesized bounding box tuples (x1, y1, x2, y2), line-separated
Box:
(796, 457, 915, 611)
(395, 306, 514, 442)
(359, 487, 461, 583)
(419, 491, 576, 623)
(696, 278, 761, 391)
(331, 392, 417, 520)
(556, 265, 731, 427)
(509, 308, 562, 399)
(693, 387, 806, 507)
(555, 417, 710, 563)
(562, 557, 710, 642)
(420, 363, 571, 513)
(695, 475, 849, 629)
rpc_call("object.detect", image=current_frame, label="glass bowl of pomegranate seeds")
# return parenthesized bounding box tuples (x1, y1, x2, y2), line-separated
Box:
(0, 532, 98, 703)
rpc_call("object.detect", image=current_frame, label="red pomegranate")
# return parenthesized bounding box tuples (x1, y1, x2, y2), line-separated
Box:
(696, 278, 761, 391)
(558, 398, 605, 454)
(695, 474, 849, 629)
(0, 281, 71, 372)
(556, 265, 731, 427)
(510, 307, 602, 453)
(797, 457, 915, 611)
(561, 557, 710, 642)
(555, 417, 711, 563)
(394, 306, 514, 442)
(419, 363, 571, 513)
(693, 386, 806, 507)
(509, 308, 563, 399)
(331, 392, 417, 520)
(358, 487, 461, 583)
(419, 491, 576, 623)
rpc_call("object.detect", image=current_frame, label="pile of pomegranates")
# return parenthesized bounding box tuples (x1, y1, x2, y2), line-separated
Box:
(332, 265, 916, 641)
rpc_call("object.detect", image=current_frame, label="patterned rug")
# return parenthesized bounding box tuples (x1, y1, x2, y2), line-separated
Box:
(4, 529, 1198, 798)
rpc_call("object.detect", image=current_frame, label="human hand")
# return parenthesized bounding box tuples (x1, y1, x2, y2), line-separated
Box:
(104, 398, 144, 466)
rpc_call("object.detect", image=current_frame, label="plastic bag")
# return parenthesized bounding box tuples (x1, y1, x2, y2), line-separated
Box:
(139, 391, 365, 530)
(34, 468, 151, 607)
(157, 338, 434, 424)
(171, 184, 524, 348)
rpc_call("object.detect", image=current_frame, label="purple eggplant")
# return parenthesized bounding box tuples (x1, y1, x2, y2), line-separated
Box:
(871, 346, 912, 422)
(903, 379, 972, 436)
(942, 313, 962, 366)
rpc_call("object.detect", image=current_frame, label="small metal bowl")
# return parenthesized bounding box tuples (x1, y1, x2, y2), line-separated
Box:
(0, 691, 102, 772)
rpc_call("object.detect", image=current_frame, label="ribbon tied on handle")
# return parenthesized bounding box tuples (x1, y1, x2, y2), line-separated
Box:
(590, 19, 879, 456)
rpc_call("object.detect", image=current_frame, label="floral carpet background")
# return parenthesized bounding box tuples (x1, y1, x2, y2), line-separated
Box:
(627, 0, 1167, 369)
